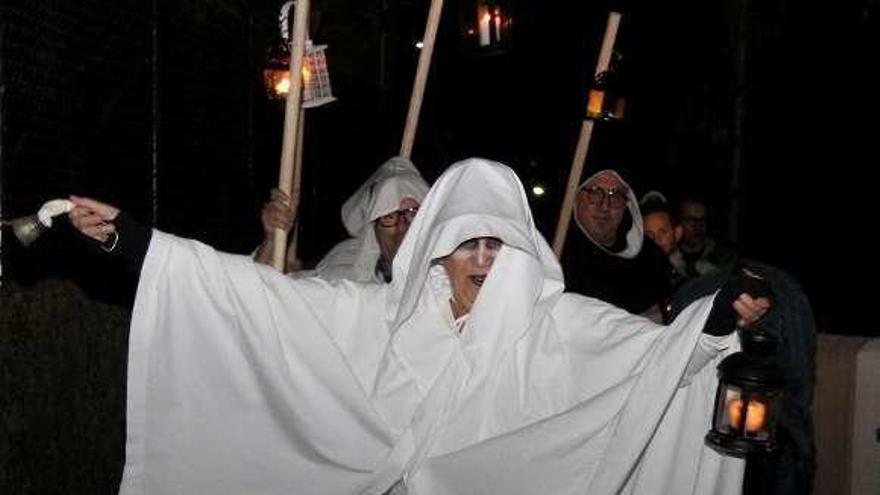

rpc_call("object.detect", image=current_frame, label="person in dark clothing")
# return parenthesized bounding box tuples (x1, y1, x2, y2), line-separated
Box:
(678, 197, 737, 277)
(640, 192, 689, 294)
(560, 170, 674, 323)
(670, 262, 817, 495)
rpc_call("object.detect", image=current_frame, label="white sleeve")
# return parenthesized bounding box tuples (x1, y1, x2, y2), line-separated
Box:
(680, 332, 737, 387)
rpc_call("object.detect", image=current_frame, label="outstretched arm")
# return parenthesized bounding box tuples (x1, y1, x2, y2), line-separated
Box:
(68, 195, 152, 271)
(682, 269, 772, 384)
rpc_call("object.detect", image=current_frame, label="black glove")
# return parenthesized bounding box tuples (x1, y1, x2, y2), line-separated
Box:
(703, 265, 773, 336)
(76, 211, 152, 272)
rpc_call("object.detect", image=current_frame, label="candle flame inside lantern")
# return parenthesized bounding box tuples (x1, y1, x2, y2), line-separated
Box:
(478, 6, 491, 47)
(728, 398, 767, 433)
(587, 89, 605, 117)
(272, 64, 312, 97)
(274, 72, 291, 96)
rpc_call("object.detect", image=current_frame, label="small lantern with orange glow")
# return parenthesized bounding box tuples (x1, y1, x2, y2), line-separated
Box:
(586, 52, 626, 121)
(461, 0, 512, 50)
(705, 323, 786, 457)
(263, 1, 335, 106)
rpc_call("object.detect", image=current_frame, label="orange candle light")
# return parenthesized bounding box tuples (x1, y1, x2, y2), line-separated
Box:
(728, 398, 767, 433)
(587, 89, 605, 117)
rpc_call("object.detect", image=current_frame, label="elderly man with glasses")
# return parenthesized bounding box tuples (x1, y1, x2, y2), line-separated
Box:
(560, 169, 674, 323)
(256, 157, 429, 283)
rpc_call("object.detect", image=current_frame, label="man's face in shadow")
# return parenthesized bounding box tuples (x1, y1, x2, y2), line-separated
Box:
(576, 172, 628, 247)
(679, 200, 707, 249)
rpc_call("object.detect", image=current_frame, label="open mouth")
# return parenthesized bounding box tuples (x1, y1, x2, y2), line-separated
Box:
(469, 275, 486, 287)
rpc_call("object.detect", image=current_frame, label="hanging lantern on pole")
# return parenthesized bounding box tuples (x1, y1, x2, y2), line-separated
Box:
(586, 51, 626, 121)
(460, 0, 512, 52)
(301, 41, 334, 107)
(263, 2, 335, 107)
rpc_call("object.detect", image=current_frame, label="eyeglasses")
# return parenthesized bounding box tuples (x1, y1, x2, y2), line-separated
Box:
(581, 186, 629, 210)
(680, 216, 706, 226)
(376, 206, 419, 228)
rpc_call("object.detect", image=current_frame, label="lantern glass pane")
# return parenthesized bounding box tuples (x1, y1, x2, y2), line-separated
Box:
(715, 385, 742, 433)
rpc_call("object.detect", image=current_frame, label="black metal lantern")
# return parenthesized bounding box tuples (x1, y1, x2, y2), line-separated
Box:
(586, 52, 626, 121)
(263, 1, 334, 105)
(460, 0, 512, 52)
(264, 41, 292, 100)
(706, 323, 786, 457)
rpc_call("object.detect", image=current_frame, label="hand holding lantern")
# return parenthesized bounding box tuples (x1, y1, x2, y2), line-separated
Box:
(706, 268, 785, 457)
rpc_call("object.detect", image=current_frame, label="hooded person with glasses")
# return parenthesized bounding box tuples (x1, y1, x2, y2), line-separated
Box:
(560, 169, 674, 322)
(67, 158, 769, 494)
(255, 156, 429, 282)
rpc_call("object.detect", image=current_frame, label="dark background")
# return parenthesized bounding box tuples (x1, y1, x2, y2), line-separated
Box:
(1, 0, 877, 492)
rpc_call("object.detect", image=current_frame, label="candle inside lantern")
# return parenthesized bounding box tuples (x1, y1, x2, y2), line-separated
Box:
(478, 6, 491, 47)
(587, 89, 605, 117)
(274, 71, 291, 96)
(728, 398, 767, 433)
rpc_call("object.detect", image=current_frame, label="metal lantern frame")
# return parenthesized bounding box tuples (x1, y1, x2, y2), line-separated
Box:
(705, 325, 786, 458)
(586, 52, 626, 121)
(264, 1, 335, 107)
(461, 0, 512, 51)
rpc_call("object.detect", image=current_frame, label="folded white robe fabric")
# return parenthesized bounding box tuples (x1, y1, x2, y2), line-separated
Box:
(121, 159, 743, 494)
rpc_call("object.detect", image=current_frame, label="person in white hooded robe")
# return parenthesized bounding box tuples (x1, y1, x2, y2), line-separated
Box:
(67, 158, 770, 495)
(255, 156, 429, 282)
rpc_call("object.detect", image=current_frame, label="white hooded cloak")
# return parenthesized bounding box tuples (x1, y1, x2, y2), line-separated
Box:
(311, 156, 429, 283)
(121, 158, 743, 494)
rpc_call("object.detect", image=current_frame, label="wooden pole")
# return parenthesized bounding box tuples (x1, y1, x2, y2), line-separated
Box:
(399, 0, 444, 159)
(286, 108, 305, 268)
(551, 11, 621, 258)
(273, 0, 309, 271)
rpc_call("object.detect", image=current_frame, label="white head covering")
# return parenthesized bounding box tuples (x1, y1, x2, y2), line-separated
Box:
(340, 156, 429, 236)
(313, 156, 430, 282)
(573, 169, 643, 259)
(388, 157, 562, 329)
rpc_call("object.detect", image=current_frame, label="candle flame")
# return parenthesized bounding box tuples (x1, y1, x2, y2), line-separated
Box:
(272, 64, 312, 97)
(274, 74, 291, 95)
(587, 89, 605, 117)
(728, 398, 767, 433)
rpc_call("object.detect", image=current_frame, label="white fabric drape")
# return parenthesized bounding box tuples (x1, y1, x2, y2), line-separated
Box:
(121, 158, 742, 494)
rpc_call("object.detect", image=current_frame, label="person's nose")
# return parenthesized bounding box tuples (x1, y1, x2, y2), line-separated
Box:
(475, 242, 496, 268)
(400, 212, 415, 229)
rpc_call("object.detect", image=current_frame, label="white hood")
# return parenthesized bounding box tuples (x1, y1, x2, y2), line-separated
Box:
(313, 156, 429, 282)
(573, 169, 644, 259)
(340, 156, 429, 236)
(388, 158, 563, 330)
